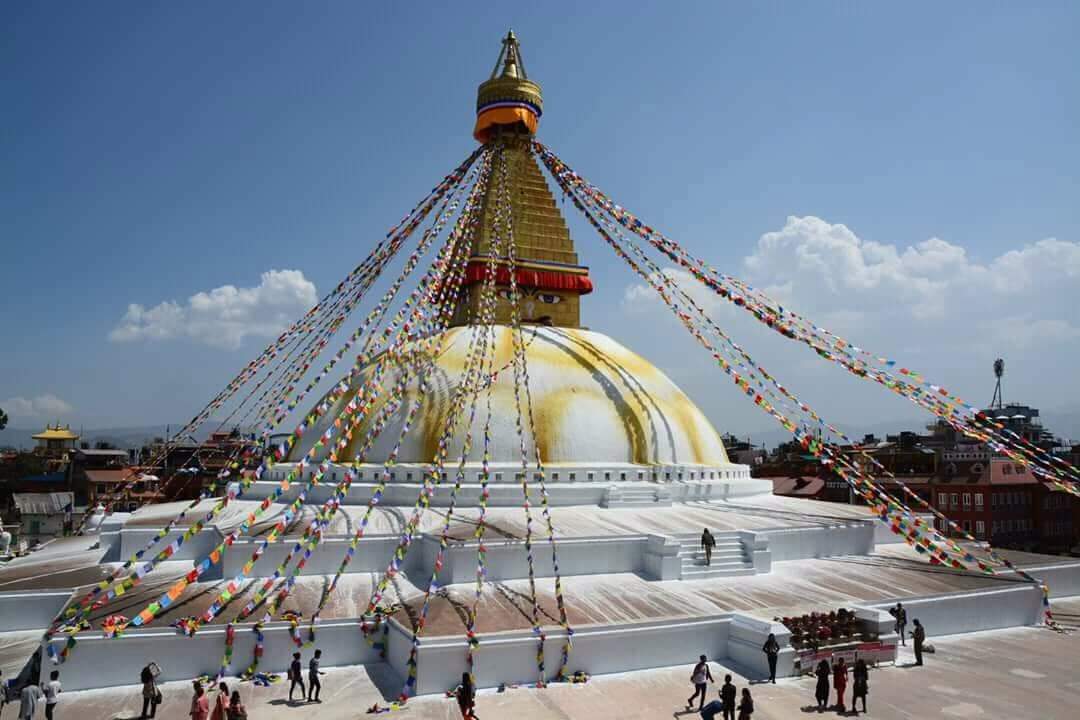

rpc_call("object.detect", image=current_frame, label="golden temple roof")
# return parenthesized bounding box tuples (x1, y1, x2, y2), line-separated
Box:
(32, 423, 79, 441)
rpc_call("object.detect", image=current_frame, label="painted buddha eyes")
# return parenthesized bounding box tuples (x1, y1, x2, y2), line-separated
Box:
(496, 290, 562, 304)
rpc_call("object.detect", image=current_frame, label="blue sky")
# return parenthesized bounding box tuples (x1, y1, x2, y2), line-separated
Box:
(3, 3, 1078, 441)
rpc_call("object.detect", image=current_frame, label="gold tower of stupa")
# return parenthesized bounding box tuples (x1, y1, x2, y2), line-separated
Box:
(452, 30, 593, 329)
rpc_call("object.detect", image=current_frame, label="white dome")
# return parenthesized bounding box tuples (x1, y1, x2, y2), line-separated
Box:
(288, 326, 731, 468)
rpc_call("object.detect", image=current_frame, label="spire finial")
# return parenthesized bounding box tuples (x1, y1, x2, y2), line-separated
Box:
(474, 30, 543, 142)
(489, 28, 527, 81)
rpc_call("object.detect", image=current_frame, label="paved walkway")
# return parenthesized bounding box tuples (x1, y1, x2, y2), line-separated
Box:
(35, 624, 1080, 720)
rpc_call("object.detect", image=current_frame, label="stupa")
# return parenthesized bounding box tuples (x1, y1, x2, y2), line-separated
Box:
(278, 29, 756, 502)
(4, 32, 1077, 707)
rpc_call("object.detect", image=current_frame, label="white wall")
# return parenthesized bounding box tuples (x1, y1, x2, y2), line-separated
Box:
(1017, 562, 1080, 598)
(117, 526, 225, 563)
(0, 590, 71, 630)
(45, 618, 387, 691)
(864, 584, 1044, 636)
(413, 616, 733, 695)
(758, 522, 875, 561)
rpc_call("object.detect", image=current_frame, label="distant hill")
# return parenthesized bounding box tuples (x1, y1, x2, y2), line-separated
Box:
(0, 424, 189, 451)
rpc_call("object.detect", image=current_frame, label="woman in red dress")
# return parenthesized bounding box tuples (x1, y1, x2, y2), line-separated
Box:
(832, 656, 848, 712)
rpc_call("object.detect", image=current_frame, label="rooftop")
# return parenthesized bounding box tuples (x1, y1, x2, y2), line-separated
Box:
(32, 424, 79, 441)
(11, 491, 74, 515)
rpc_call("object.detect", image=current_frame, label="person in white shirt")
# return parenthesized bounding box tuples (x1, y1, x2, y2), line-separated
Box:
(43, 672, 61, 720)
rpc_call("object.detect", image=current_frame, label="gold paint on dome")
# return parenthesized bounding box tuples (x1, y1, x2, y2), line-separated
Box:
(291, 327, 731, 467)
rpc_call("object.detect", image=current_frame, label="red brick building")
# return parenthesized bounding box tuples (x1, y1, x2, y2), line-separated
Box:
(929, 457, 1079, 551)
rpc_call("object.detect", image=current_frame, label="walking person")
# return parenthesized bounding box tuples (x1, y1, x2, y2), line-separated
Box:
(852, 658, 869, 714)
(761, 633, 780, 683)
(288, 652, 306, 702)
(832, 656, 848, 712)
(455, 672, 477, 720)
(226, 691, 247, 720)
(43, 671, 61, 720)
(813, 659, 830, 710)
(891, 602, 907, 645)
(686, 655, 714, 711)
(210, 683, 228, 720)
(18, 683, 43, 720)
(189, 682, 209, 720)
(140, 664, 160, 719)
(720, 674, 737, 720)
(307, 649, 325, 702)
(736, 688, 754, 719)
(701, 528, 716, 566)
(912, 619, 926, 666)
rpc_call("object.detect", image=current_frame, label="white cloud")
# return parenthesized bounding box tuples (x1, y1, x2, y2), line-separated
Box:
(1, 394, 74, 420)
(109, 269, 318, 349)
(740, 216, 1080, 331)
(623, 267, 735, 318)
(619, 216, 1080, 431)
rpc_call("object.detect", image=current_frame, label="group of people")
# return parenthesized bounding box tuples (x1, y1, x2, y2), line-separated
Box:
(889, 603, 928, 666)
(286, 649, 326, 703)
(686, 656, 754, 719)
(187, 682, 246, 720)
(8, 671, 61, 720)
(685, 610, 930, 717)
(813, 656, 869, 714)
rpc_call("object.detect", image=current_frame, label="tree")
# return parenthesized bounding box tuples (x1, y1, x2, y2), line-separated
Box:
(0, 407, 7, 431)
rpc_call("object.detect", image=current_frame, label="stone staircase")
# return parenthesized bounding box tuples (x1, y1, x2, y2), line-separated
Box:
(677, 533, 756, 580)
(600, 484, 673, 508)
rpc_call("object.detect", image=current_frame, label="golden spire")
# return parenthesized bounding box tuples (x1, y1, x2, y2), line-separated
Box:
(453, 31, 593, 330)
(473, 30, 543, 143)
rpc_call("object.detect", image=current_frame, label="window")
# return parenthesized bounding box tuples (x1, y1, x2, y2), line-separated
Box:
(406, 472, 414, 481)
(1003, 464, 1012, 475)
(637, 471, 644, 481)
(552, 472, 559, 481)
(495, 472, 503, 482)
(938, 492, 948, 507)
(963, 520, 971, 533)
(951, 493, 959, 509)
(963, 493, 972, 508)
(568, 472, 575, 482)
(975, 493, 984, 508)
(620, 472, 627, 481)
(604, 471, 611, 481)
(976, 520, 985, 538)
(587, 471, 595, 481)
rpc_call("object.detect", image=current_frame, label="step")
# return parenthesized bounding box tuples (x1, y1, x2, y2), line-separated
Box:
(680, 554, 746, 565)
(673, 544, 743, 557)
(681, 565, 757, 580)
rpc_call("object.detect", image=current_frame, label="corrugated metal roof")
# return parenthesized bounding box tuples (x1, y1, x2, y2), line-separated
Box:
(12, 492, 75, 514)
